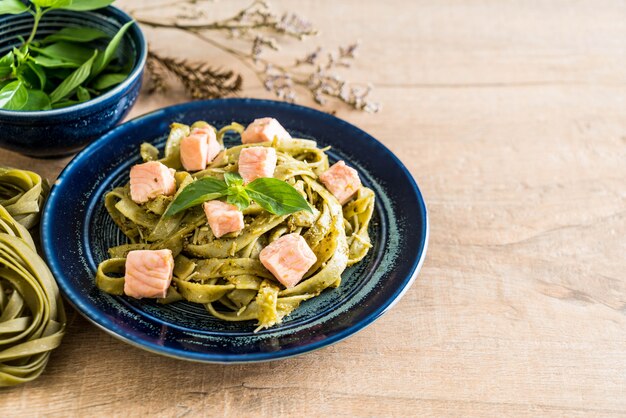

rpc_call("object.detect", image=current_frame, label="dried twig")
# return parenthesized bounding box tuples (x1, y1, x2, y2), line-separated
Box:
(146, 51, 242, 99)
(135, 1, 380, 112)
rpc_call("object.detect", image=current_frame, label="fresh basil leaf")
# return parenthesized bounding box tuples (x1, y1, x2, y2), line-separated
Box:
(0, 80, 28, 110)
(224, 173, 249, 210)
(31, 42, 94, 65)
(49, 50, 97, 103)
(226, 188, 250, 211)
(51, 99, 78, 109)
(90, 20, 134, 78)
(61, 0, 114, 11)
(165, 177, 228, 217)
(0, 0, 29, 15)
(31, 55, 80, 69)
(102, 64, 122, 72)
(76, 85, 90, 102)
(224, 172, 244, 187)
(14, 61, 46, 90)
(0, 51, 13, 78)
(21, 89, 51, 110)
(44, 67, 73, 81)
(26, 61, 46, 88)
(91, 72, 126, 90)
(41, 27, 109, 44)
(246, 178, 312, 216)
(31, 0, 72, 8)
(16, 64, 39, 89)
(12, 45, 28, 63)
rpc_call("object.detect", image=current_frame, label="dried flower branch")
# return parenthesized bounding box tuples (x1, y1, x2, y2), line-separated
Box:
(146, 51, 242, 99)
(134, 0, 380, 113)
(251, 35, 279, 62)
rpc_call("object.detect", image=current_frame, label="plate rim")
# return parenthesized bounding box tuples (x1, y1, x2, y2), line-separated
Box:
(41, 98, 429, 363)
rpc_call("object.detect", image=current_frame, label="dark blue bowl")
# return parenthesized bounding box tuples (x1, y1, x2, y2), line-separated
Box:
(0, 7, 146, 158)
(41, 99, 429, 362)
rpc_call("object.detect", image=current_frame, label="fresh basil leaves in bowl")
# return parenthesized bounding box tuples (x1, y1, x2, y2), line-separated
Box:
(0, 0, 146, 157)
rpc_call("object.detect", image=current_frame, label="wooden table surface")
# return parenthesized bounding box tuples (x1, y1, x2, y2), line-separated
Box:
(3, 0, 626, 416)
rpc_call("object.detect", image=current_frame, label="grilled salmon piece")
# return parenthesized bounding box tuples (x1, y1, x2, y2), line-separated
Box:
(241, 118, 291, 144)
(260, 233, 317, 288)
(191, 127, 221, 164)
(124, 249, 174, 299)
(204, 130, 221, 163)
(203, 200, 244, 238)
(180, 127, 221, 171)
(319, 160, 362, 205)
(238, 146, 277, 184)
(180, 133, 208, 172)
(130, 161, 177, 204)
(191, 127, 212, 137)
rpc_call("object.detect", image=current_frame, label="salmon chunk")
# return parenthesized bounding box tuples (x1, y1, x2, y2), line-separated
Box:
(260, 233, 317, 288)
(241, 118, 291, 144)
(130, 161, 177, 204)
(180, 128, 221, 171)
(124, 249, 174, 299)
(238, 146, 277, 183)
(191, 127, 221, 164)
(191, 127, 212, 137)
(206, 131, 221, 163)
(180, 133, 208, 171)
(203, 200, 244, 238)
(319, 160, 362, 205)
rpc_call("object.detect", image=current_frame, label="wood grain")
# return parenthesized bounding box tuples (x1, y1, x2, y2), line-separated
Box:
(1, 0, 625, 416)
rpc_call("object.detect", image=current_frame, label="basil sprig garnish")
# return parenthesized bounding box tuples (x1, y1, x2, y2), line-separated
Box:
(165, 173, 312, 217)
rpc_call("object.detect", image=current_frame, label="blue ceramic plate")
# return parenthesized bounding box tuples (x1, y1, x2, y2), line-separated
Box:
(41, 99, 428, 363)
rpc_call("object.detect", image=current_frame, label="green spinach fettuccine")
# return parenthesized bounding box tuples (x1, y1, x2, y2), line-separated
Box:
(0, 168, 66, 387)
(96, 121, 375, 330)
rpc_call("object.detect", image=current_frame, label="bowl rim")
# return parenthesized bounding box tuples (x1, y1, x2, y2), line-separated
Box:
(0, 5, 147, 118)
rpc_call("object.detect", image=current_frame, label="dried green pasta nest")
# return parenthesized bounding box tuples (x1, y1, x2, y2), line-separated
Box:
(0, 168, 66, 387)
(97, 121, 375, 331)
(0, 167, 49, 230)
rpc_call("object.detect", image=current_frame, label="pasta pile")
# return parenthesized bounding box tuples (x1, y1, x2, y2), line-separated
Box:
(96, 121, 375, 330)
(0, 168, 66, 387)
